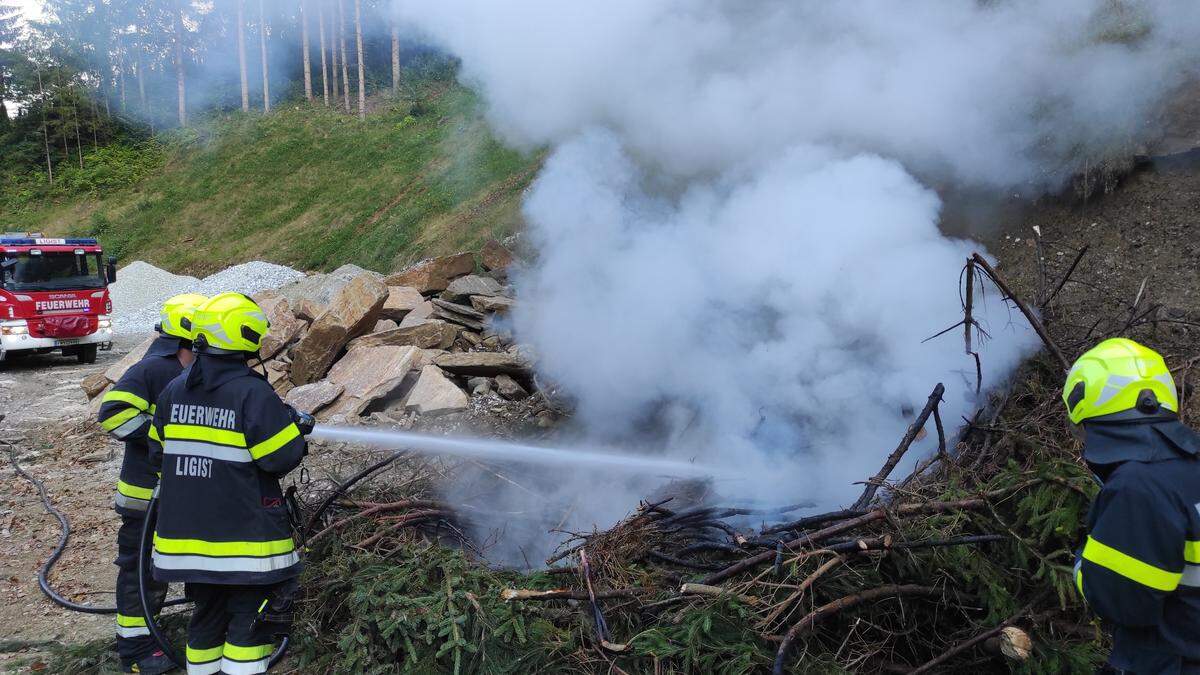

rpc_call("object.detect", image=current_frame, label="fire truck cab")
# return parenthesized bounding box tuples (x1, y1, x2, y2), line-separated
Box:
(0, 233, 116, 364)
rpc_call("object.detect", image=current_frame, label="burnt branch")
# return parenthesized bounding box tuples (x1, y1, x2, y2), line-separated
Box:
(972, 252, 1070, 371)
(853, 383, 945, 510)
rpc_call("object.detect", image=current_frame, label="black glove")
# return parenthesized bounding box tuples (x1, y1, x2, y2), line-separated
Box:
(254, 579, 299, 635)
(285, 405, 315, 436)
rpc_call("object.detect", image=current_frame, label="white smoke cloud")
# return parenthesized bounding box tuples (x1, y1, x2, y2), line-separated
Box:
(395, 0, 1200, 561)
(399, 0, 1200, 186)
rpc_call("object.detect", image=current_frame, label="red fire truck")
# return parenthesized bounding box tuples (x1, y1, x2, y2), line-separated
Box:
(0, 233, 116, 364)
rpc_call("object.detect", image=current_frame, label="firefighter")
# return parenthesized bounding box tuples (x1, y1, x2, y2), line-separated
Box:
(98, 292, 208, 675)
(1066, 338, 1200, 674)
(147, 292, 312, 675)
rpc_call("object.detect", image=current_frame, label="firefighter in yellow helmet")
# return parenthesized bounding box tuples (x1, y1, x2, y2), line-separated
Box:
(98, 293, 207, 674)
(147, 292, 313, 675)
(1066, 338, 1200, 674)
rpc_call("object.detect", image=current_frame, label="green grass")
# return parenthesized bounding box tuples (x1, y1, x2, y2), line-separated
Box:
(4, 84, 542, 276)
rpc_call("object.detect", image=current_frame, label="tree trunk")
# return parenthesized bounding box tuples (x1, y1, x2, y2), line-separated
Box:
(300, 0, 312, 101)
(318, 1, 329, 106)
(174, 0, 187, 127)
(96, 0, 112, 117)
(353, 0, 365, 120)
(90, 95, 99, 147)
(391, 21, 399, 97)
(36, 63, 53, 184)
(237, 0, 249, 112)
(330, 13, 340, 108)
(338, 0, 350, 113)
(0, 68, 7, 127)
(259, 0, 270, 113)
(118, 49, 127, 112)
(136, 27, 146, 112)
(72, 95, 83, 169)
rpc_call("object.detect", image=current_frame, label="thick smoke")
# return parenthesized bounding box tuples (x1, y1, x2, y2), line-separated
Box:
(396, 0, 1200, 563)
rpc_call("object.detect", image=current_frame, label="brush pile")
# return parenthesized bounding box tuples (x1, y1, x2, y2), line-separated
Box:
(288, 236, 1200, 674)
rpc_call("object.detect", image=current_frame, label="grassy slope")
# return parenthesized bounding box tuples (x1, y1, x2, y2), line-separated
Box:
(11, 84, 542, 276)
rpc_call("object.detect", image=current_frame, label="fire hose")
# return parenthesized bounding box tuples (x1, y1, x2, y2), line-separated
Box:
(5, 446, 187, 615)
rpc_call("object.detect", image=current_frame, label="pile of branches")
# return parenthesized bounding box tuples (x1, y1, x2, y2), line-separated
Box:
(287, 245, 1170, 674)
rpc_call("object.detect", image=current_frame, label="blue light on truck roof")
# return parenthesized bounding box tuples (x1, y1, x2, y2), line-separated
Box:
(0, 237, 99, 246)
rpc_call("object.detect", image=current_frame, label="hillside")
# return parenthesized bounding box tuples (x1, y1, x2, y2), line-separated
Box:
(4, 84, 542, 276)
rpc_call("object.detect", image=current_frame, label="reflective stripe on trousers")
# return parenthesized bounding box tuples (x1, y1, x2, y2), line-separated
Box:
(221, 643, 272, 675)
(115, 613, 149, 638)
(186, 644, 222, 675)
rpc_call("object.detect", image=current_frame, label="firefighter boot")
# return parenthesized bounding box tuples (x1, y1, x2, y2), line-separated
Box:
(124, 650, 177, 674)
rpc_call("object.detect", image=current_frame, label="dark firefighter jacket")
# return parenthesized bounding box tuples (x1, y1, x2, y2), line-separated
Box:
(97, 335, 185, 516)
(1074, 418, 1200, 675)
(148, 354, 306, 585)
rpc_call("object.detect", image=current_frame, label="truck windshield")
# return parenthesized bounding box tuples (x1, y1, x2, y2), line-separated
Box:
(0, 252, 107, 292)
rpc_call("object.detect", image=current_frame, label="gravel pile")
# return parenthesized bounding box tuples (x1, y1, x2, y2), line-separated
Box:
(108, 261, 199, 314)
(110, 260, 306, 335)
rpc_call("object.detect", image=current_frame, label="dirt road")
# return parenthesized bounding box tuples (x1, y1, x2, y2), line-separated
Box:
(0, 341, 138, 668)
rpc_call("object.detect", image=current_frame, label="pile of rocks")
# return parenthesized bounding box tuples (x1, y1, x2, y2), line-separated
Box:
(84, 240, 530, 424)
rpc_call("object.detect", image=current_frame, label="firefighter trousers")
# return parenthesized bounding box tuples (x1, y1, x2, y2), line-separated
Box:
(183, 583, 281, 675)
(115, 515, 167, 665)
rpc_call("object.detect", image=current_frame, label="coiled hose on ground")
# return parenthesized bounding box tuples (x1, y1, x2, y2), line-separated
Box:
(5, 446, 186, 615)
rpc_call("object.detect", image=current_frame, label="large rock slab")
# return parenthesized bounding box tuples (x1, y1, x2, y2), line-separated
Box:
(480, 239, 514, 272)
(442, 275, 502, 303)
(285, 380, 344, 416)
(385, 253, 475, 293)
(471, 295, 515, 314)
(398, 301, 434, 328)
(431, 299, 486, 331)
(433, 351, 531, 377)
(327, 345, 421, 415)
(380, 286, 425, 321)
(290, 275, 388, 385)
(104, 335, 156, 383)
(404, 365, 469, 416)
(257, 296, 305, 360)
(348, 320, 458, 350)
(276, 264, 383, 311)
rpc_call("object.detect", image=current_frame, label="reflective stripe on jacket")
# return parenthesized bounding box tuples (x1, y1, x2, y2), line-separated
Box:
(1076, 454, 1200, 674)
(97, 336, 184, 517)
(148, 354, 306, 585)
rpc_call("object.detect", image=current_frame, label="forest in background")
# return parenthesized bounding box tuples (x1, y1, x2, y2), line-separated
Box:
(1, 0, 438, 218)
(0, 1, 543, 275)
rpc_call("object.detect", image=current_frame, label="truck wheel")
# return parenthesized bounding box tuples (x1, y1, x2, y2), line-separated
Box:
(77, 344, 98, 364)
